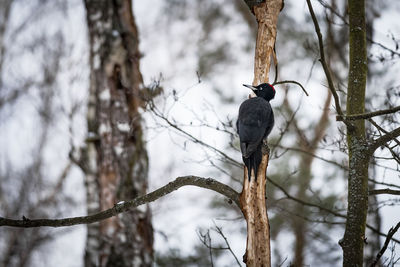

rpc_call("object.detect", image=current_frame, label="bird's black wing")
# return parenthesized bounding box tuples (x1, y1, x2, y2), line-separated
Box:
(237, 97, 272, 158)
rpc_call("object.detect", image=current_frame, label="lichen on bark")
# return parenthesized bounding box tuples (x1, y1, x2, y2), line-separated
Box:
(341, 0, 369, 266)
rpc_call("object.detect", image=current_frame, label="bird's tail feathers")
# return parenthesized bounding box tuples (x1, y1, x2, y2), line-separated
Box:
(243, 156, 251, 181)
(243, 145, 262, 181)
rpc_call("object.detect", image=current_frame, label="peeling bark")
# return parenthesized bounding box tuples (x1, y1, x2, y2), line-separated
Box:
(240, 149, 271, 267)
(83, 1, 153, 266)
(239, 1, 283, 266)
(251, 1, 282, 86)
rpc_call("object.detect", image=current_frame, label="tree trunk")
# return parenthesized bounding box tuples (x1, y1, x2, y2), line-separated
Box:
(239, 1, 283, 266)
(83, 1, 153, 266)
(341, 0, 368, 266)
(240, 151, 271, 267)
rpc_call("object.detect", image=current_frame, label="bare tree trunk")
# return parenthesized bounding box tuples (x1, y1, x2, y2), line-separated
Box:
(341, 0, 369, 266)
(240, 1, 283, 266)
(83, 1, 153, 266)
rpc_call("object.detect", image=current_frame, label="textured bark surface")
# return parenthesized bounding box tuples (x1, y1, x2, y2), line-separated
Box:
(240, 150, 271, 267)
(251, 1, 282, 86)
(239, 1, 283, 266)
(83, 1, 153, 266)
(341, 0, 369, 266)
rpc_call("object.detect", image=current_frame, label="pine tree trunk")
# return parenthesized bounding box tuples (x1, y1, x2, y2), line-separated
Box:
(341, 0, 368, 266)
(83, 1, 153, 266)
(239, 1, 283, 266)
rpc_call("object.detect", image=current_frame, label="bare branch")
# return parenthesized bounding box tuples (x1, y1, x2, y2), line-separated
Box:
(370, 222, 400, 267)
(149, 103, 242, 168)
(368, 225, 400, 245)
(271, 144, 346, 170)
(306, 0, 345, 119)
(213, 222, 242, 267)
(369, 126, 400, 153)
(273, 80, 309, 96)
(269, 176, 400, 244)
(369, 189, 400, 196)
(368, 178, 400, 190)
(368, 118, 400, 147)
(336, 105, 400, 121)
(316, 0, 400, 59)
(0, 176, 239, 228)
(383, 144, 400, 166)
(267, 177, 346, 218)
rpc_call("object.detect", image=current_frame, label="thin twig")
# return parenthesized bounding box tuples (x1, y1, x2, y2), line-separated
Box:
(270, 104, 300, 156)
(273, 80, 309, 96)
(306, 0, 347, 121)
(317, 0, 400, 58)
(368, 178, 400, 190)
(268, 176, 400, 244)
(271, 144, 346, 170)
(208, 231, 214, 267)
(198, 230, 215, 267)
(370, 222, 400, 267)
(267, 176, 346, 218)
(368, 119, 400, 147)
(149, 102, 242, 168)
(273, 46, 278, 85)
(213, 222, 242, 267)
(369, 126, 400, 153)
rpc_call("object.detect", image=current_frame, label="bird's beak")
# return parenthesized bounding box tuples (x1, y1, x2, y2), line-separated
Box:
(243, 84, 258, 91)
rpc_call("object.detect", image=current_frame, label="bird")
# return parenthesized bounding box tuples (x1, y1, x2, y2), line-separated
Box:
(236, 83, 275, 180)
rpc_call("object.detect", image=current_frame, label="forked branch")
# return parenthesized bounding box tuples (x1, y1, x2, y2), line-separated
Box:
(369, 126, 400, 153)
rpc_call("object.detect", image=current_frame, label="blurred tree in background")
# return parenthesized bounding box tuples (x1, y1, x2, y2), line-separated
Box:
(82, 0, 154, 266)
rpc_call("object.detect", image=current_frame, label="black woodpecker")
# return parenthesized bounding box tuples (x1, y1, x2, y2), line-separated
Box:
(236, 83, 275, 180)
